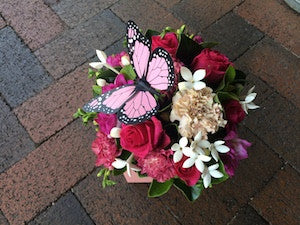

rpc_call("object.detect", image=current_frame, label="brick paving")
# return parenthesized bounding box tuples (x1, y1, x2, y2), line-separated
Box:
(0, 1, 299, 224)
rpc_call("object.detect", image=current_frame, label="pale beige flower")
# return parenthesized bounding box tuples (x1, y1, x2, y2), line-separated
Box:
(170, 88, 226, 139)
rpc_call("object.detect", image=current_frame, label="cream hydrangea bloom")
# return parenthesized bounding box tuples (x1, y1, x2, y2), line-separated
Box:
(170, 88, 227, 139)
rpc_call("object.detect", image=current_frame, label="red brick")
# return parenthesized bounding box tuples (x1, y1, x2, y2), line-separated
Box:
(251, 165, 300, 225)
(236, 0, 300, 56)
(0, 211, 9, 225)
(0, 0, 64, 50)
(74, 172, 180, 225)
(0, 15, 5, 29)
(229, 205, 268, 225)
(171, 0, 242, 31)
(111, 0, 184, 32)
(235, 37, 300, 108)
(14, 64, 93, 143)
(0, 121, 95, 225)
(155, 0, 180, 9)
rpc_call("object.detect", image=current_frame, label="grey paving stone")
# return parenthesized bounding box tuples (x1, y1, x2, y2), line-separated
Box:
(52, 0, 118, 27)
(35, 9, 125, 79)
(202, 12, 264, 60)
(0, 27, 53, 107)
(28, 192, 94, 225)
(0, 98, 34, 173)
(229, 205, 269, 225)
(0, 210, 9, 225)
(43, 0, 60, 6)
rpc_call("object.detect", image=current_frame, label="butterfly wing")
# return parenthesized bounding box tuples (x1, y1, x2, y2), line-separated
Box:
(83, 85, 136, 114)
(146, 47, 175, 91)
(118, 91, 159, 124)
(127, 21, 151, 79)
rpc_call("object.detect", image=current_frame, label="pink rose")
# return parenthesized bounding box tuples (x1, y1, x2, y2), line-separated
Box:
(95, 113, 117, 135)
(91, 131, 121, 169)
(137, 149, 176, 182)
(191, 48, 233, 84)
(120, 117, 170, 158)
(174, 156, 201, 186)
(224, 100, 246, 124)
(106, 51, 128, 67)
(102, 73, 134, 93)
(151, 32, 179, 58)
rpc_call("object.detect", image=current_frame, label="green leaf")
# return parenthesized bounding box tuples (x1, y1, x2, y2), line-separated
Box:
(148, 179, 174, 197)
(97, 168, 106, 177)
(176, 34, 203, 65)
(92, 85, 102, 95)
(120, 65, 137, 80)
(73, 108, 97, 124)
(173, 179, 203, 202)
(213, 94, 220, 104)
(225, 65, 236, 84)
(112, 167, 127, 176)
(119, 150, 131, 160)
(97, 69, 118, 82)
(211, 160, 229, 185)
(217, 91, 239, 102)
(145, 29, 160, 39)
(199, 41, 219, 49)
(88, 68, 96, 78)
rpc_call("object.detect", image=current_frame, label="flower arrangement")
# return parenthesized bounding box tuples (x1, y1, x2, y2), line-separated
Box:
(74, 21, 259, 201)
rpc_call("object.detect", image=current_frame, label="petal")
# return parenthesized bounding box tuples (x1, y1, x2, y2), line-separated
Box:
(121, 55, 130, 66)
(241, 103, 248, 114)
(178, 82, 193, 91)
(195, 158, 205, 172)
(182, 158, 195, 168)
(173, 150, 183, 163)
(130, 164, 141, 172)
(193, 69, 206, 81)
(216, 145, 230, 153)
(110, 127, 121, 138)
(203, 173, 211, 188)
(179, 137, 188, 147)
(126, 164, 132, 177)
(248, 86, 256, 95)
(171, 143, 180, 151)
(199, 140, 210, 149)
(194, 131, 202, 142)
(208, 163, 219, 171)
(89, 62, 104, 69)
(195, 146, 205, 155)
(245, 93, 257, 103)
(112, 158, 127, 169)
(182, 147, 195, 158)
(214, 140, 225, 146)
(247, 103, 260, 109)
(96, 78, 107, 87)
(209, 170, 223, 178)
(96, 49, 107, 62)
(193, 81, 206, 90)
(180, 66, 193, 81)
(211, 149, 219, 162)
(198, 154, 212, 162)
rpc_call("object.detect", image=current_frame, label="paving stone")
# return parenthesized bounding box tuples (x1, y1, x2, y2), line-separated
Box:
(0, 99, 34, 173)
(52, 0, 118, 27)
(111, 0, 184, 33)
(251, 165, 300, 225)
(229, 205, 269, 225)
(160, 126, 282, 225)
(155, 0, 181, 9)
(0, 210, 9, 225)
(0, 15, 5, 29)
(105, 37, 126, 56)
(74, 171, 180, 225)
(235, 37, 300, 108)
(28, 192, 94, 225)
(35, 9, 125, 79)
(0, 121, 95, 225)
(236, 0, 300, 56)
(171, 0, 242, 31)
(14, 63, 94, 144)
(0, 0, 64, 50)
(202, 12, 264, 60)
(0, 27, 53, 108)
(44, 0, 60, 6)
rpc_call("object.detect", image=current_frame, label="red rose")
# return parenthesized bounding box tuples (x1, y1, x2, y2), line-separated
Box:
(224, 100, 245, 124)
(174, 156, 201, 186)
(191, 48, 233, 84)
(151, 32, 179, 58)
(120, 117, 170, 158)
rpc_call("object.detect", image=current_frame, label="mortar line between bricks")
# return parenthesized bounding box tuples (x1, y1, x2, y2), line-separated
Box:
(159, 201, 183, 225)
(0, 209, 10, 225)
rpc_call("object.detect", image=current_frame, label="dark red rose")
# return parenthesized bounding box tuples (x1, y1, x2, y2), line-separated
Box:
(151, 32, 179, 58)
(224, 100, 246, 124)
(174, 156, 201, 186)
(120, 117, 170, 158)
(191, 48, 233, 84)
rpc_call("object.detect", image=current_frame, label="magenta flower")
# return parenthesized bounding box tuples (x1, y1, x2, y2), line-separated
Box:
(193, 35, 204, 44)
(221, 130, 251, 177)
(106, 51, 128, 67)
(95, 113, 117, 135)
(102, 73, 134, 93)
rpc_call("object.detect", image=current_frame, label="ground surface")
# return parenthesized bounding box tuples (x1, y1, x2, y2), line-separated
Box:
(0, 0, 299, 224)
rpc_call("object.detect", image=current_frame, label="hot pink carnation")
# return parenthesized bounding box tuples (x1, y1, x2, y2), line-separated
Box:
(102, 73, 134, 93)
(137, 149, 176, 182)
(95, 113, 117, 135)
(106, 51, 128, 67)
(91, 131, 121, 170)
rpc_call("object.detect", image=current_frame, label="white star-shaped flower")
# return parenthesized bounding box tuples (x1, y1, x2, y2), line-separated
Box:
(171, 137, 189, 163)
(89, 50, 120, 74)
(112, 154, 141, 177)
(240, 86, 260, 114)
(201, 163, 224, 188)
(210, 140, 230, 162)
(178, 66, 206, 91)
